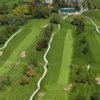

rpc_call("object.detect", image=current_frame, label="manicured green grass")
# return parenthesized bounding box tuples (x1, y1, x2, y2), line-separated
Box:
(33, 19, 74, 100)
(83, 10, 100, 26)
(0, 0, 26, 11)
(0, 18, 53, 100)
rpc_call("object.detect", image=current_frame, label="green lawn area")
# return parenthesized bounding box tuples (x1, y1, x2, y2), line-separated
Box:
(0, 18, 54, 100)
(83, 10, 100, 26)
(0, 0, 26, 11)
(33, 19, 74, 100)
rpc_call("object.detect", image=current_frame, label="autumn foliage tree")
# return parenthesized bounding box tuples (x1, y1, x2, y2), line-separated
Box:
(36, 42, 42, 51)
(14, 7, 22, 15)
(43, 39, 48, 48)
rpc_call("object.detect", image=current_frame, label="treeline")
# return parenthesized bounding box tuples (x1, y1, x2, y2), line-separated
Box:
(0, 14, 26, 44)
(36, 24, 54, 51)
(73, 15, 89, 54)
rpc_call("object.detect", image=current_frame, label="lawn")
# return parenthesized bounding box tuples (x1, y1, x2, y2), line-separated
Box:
(91, 0, 100, 6)
(0, 0, 26, 11)
(33, 18, 74, 100)
(0, 18, 54, 100)
(83, 10, 100, 26)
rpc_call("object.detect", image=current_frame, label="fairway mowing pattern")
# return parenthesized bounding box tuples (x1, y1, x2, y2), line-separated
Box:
(33, 19, 74, 100)
(0, 19, 50, 100)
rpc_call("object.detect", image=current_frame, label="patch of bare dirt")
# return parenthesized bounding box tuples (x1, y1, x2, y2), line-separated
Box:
(38, 92, 45, 100)
(20, 51, 26, 57)
(64, 84, 73, 91)
(95, 78, 100, 84)
(0, 76, 7, 83)
(41, 24, 48, 28)
(0, 51, 3, 56)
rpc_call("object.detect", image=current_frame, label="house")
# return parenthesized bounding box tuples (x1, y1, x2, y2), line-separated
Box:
(36, 2, 50, 7)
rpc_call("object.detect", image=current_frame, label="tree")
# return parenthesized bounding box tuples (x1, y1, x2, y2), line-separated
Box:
(50, 13, 61, 24)
(83, 46, 89, 54)
(43, 39, 48, 48)
(33, 8, 41, 18)
(0, 6, 8, 15)
(36, 42, 42, 51)
(77, 67, 84, 75)
(40, 7, 51, 19)
(14, 7, 22, 15)
(50, 23, 53, 31)
(82, 37, 86, 44)
(44, 25, 51, 37)
(20, 77, 29, 85)
(0, 32, 6, 44)
(6, 76, 11, 85)
(30, 57, 37, 67)
(76, 94, 86, 100)
(91, 92, 100, 100)
(13, 3, 17, 9)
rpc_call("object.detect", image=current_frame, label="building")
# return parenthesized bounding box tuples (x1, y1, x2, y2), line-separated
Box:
(59, 8, 77, 15)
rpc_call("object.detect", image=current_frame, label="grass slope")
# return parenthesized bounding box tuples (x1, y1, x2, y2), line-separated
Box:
(83, 10, 100, 26)
(0, 19, 51, 100)
(33, 19, 74, 100)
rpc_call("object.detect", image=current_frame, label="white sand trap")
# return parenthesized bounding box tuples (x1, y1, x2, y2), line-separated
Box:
(95, 78, 100, 84)
(20, 51, 26, 57)
(0, 51, 3, 56)
(64, 84, 73, 91)
(38, 92, 45, 100)
(87, 64, 90, 70)
(41, 24, 48, 28)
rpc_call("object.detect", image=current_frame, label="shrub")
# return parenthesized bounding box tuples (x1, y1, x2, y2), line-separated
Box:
(20, 77, 29, 85)
(91, 92, 100, 100)
(88, 80, 92, 85)
(76, 94, 86, 100)
(83, 46, 89, 54)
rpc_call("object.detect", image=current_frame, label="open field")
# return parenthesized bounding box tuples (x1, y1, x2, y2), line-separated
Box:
(0, 0, 26, 11)
(0, 18, 58, 100)
(83, 10, 100, 26)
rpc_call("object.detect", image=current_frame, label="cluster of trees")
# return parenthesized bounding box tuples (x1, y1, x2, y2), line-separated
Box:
(75, 92, 100, 100)
(36, 24, 54, 51)
(76, 67, 92, 85)
(73, 15, 85, 34)
(0, 24, 19, 44)
(50, 13, 61, 24)
(0, 4, 8, 15)
(0, 76, 11, 91)
(33, 7, 51, 19)
(36, 38, 48, 51)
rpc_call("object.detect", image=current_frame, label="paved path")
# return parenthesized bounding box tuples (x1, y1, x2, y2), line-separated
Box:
(84, 16, 100, 33)
(0, 20, 37, 50)
(30, 24, 60, 100)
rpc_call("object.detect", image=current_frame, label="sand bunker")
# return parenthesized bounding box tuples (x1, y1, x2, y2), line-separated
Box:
(0, 51, 3, 56)
(64, 84, 73, 91)
(38, 92, 45, 100)
(41, 24, 48, 28)
(95, 78, 100, 84)
(20, 51, 26, 57)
